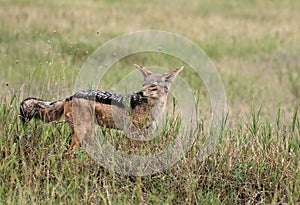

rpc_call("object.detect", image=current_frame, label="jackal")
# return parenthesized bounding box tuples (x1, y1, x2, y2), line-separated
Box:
(20, 64, 183, 154)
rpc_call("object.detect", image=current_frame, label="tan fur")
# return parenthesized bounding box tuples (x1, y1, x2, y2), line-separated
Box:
(20, 64, 183, 155)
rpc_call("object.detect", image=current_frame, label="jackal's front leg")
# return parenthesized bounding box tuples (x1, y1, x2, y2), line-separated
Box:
(125, 121, 154, 141)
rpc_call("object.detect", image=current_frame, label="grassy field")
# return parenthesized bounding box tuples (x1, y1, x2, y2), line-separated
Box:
(1, 0, 300, 204)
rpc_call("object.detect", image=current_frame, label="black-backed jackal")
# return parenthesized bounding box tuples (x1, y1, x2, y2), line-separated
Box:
(20, 64, 183, 155)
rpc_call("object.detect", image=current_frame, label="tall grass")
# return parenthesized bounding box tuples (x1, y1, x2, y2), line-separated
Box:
(0, 93, 299, 204)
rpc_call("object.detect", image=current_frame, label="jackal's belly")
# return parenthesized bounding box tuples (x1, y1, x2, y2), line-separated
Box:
(94, 103, 130, 129)
(95, 103, 154, 130)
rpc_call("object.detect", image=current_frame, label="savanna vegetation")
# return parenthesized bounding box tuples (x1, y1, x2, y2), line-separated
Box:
(0, 0, 299, 204)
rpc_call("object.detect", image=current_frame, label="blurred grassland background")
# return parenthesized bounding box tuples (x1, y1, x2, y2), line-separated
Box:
(0, 0, 300, 204)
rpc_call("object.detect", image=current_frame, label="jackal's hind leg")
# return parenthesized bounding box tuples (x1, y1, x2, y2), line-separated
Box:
(65, 117, 95, 157)
(69, 132, 80, 152)
(65, 100, 95, 157)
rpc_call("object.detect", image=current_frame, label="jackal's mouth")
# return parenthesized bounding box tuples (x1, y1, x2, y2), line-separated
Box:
(150, 88, 158, 91)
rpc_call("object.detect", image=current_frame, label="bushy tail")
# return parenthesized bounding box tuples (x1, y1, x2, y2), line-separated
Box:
(20, 98, 65, 123)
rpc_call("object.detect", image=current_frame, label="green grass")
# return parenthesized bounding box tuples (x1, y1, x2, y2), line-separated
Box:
(1, 0, 300, 204)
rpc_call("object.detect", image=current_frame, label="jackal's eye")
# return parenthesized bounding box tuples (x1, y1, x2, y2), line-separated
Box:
(150, 84, 158, 91)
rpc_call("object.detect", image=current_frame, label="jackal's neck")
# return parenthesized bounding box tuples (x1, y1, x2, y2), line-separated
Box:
(148, 94, 168, 120)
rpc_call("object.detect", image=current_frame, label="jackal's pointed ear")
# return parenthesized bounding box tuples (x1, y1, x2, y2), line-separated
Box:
(163, 66, 184, 82)
(134, 64, 152, 78)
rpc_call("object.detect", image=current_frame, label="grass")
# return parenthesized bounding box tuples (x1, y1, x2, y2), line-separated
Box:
(1, 0, 300, 204)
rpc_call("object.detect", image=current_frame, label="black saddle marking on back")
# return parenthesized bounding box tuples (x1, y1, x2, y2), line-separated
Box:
(66, 90, 147, 109)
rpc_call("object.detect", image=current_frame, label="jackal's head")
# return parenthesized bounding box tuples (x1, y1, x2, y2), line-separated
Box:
(135, 64, 183, 99)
